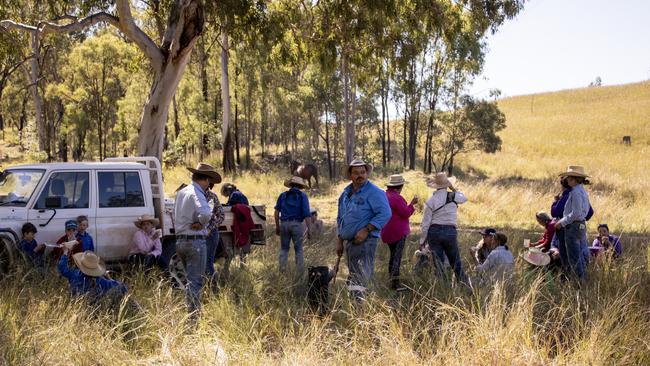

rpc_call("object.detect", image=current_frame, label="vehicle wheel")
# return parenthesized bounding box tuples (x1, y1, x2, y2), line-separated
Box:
(0, 236, 16, 279)
(168, 253, 187, 290)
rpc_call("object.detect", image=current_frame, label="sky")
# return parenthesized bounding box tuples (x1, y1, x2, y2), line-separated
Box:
(470, 0, 650, 98)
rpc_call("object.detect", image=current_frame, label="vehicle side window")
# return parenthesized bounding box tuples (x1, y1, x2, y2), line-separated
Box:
(98, 172, 145, 208)
(34, 172, 90, 209)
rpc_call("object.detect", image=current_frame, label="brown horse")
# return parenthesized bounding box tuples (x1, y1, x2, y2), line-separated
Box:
(290, 160, 319, 188)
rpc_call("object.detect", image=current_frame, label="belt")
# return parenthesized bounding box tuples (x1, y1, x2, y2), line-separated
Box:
(176, 234, 206, 240)
(281, 219, 303, 223)
(430, 224, 456, 229)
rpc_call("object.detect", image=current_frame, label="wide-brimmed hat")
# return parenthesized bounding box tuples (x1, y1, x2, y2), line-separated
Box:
(284, 176, 308, 189)
(386, 174, 406, 187)
(521, 248, 550, 267)
(427, 172, 452, 189)
(72, 251, 106, 277)
(134, 214, 159, 229)
(558, 165, 589, 178)
(187, 162, 222, 183)
(346, 158, 373, 179)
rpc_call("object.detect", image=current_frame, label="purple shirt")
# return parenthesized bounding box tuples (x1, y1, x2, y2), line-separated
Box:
(380, 188, 415, 244)
(592, 235, 622, 257)
(130, 228, 162, 257)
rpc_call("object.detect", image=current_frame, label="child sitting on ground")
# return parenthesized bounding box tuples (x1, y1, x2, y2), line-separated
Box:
(58, 246, 127, 301)
(19, 222, 45, 268)
(475, 232, 514, 285)
(53, 220, 80, 258)
(75, 215, 95, 252)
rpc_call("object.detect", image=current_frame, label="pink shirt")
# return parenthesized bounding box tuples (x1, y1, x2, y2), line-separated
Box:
(130, 229, 162, 257)
(380, 189, 415, 244)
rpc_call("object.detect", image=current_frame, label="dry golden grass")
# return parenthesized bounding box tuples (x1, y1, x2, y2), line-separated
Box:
(2, 82, 650, 365)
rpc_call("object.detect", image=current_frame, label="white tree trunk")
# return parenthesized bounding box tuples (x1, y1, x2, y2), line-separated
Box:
(220, 27, 235, 172)
(27, 33, 46, 152)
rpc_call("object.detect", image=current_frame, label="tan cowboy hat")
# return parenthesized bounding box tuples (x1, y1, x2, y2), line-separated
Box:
(386, 174, 407, 187)
(427, 172, 452, 189)
(134, 214, 159, 229)
(72, 251, 106, 277)
(558, 165, 589, 178)
(187, 162, 222, 183)
(520, 248, 551, 267)
(284, 176, 308, 189)
(345, 158, 374, 179)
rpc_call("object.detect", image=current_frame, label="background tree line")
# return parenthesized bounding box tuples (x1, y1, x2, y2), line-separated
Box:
(0, 0, 522, 176)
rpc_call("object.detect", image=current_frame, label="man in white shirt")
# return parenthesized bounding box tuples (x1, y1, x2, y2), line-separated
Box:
(174, 163, 220, 317)
(419, 172, 468, 284)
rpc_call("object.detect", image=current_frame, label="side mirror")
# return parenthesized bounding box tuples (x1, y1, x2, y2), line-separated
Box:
(45, 196, 62, 208)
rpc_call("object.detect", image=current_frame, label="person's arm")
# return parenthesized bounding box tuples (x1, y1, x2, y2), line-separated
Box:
(586, 204, 594, 221)
(151, 237, 162, 257)
(367, 188, 392, 232)
(57, 253, 73, 279)
(274, 209, 281, 236)
(392, 195, 416, 219)
(551, 191, 569, 218)
(613, 236, 622, 257)
(452, 190, 468, 204)
(476, 252, 494, 274)
(301, 193, 310, 221)
(192, 187, 212, 225)
(558, 192, 578, 227)
(419, 195, 439, 245)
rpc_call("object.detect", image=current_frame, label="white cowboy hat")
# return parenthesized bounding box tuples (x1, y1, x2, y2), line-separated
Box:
(345, 158, 374, 179)
(134, 214, 159, 229)
(386, 174, 407, 187)
(72, 251, 106, 277)
(558, 165, 589, 178)
(520, 248, 551, 267)
(187, 162, 222, 183)
(284, 176, 308, 189)
(427, 172, 453, 189)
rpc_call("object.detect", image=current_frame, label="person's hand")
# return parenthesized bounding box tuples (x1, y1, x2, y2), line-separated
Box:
(554, 221, 562, 230)
(554, 194, 561, 202)
(63, 246, 70, 256)
(35, 243, 45, 252)
(336, 238, 344, 257)
(549, 248, 560, 260)
(410, 196, 419, 205)
(601, 236, 610, 248)
(190, 222, 202, 231)
(448, 183, 456, 192)
(151, 231, 160, 240)
(275, 226, 280, 236)
(354, 227, 369, 244)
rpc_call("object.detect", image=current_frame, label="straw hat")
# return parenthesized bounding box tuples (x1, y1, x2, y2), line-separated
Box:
(345, 158, 373, 179)
(427, 172, 452, 189)
(386, 174, 406, 187)
(284, 176, 308, 189)
(558, 165, 589, 178)
(72, 251, 106, 277)
(521, 248, 551, 267)
(134, 214, 159, 229)
(187, 162, 222, 183)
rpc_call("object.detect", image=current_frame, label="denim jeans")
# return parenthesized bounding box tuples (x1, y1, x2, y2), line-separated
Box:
(279, 220, 305, 273)
(557, 222, 586, 280)
(176, 238, 207, 314)
(345, 237, 378, 299)
(581, 231, 590, 266)
(387, 236, 406, 280)
(205, 230, 220, 277)
(426, 225, 468, 284)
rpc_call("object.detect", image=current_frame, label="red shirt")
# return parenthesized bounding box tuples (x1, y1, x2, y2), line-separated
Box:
(535, 220, 556, 252)
(380, 189, 415, 244)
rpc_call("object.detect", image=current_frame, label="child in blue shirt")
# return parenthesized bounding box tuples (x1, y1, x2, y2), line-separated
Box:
(58, 246, 127, 299)
(19, 222, 44, 268)
(75, 215, 95, 252)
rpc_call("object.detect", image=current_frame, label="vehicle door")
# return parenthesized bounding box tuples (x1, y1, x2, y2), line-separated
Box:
(94, 170, 152, 261)
(28, 170, 92, 246)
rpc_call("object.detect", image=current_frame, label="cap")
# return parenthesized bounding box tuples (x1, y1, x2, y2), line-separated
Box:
(478, 228, 497, 236)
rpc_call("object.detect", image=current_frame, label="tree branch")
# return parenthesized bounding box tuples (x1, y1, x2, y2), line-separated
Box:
(115, 0, 164, 70)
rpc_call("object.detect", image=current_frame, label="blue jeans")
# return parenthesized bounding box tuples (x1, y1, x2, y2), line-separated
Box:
(426, 225, 468, 284)
(205, 230, 220, 277)
(557, 222, 586, 280)
(345, 237, 378, 299)
(279, 220, 305, 273)
(581, 231, 590, 266)
(176, 238, 207, 314)
(387, 236, 406, 280)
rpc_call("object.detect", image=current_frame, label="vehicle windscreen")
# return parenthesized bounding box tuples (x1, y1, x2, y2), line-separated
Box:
(0, 169, 45, 207)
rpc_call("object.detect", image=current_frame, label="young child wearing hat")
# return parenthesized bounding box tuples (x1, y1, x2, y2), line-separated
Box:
(53, 220, 80, 259)
(58, 245, 127, 298)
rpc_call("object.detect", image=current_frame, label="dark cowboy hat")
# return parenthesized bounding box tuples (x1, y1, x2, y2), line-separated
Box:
(187, 162, 222, 183)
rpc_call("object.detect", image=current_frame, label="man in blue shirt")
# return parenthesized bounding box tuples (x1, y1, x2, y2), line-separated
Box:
(336, 159, 391, 301)
(555, 166, 592, 281)
(58, 247, 127, 301)
(274, 176, 310, 274)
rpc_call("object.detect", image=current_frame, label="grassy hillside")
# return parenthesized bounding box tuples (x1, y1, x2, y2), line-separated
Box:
(459, 81, 650, 233)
